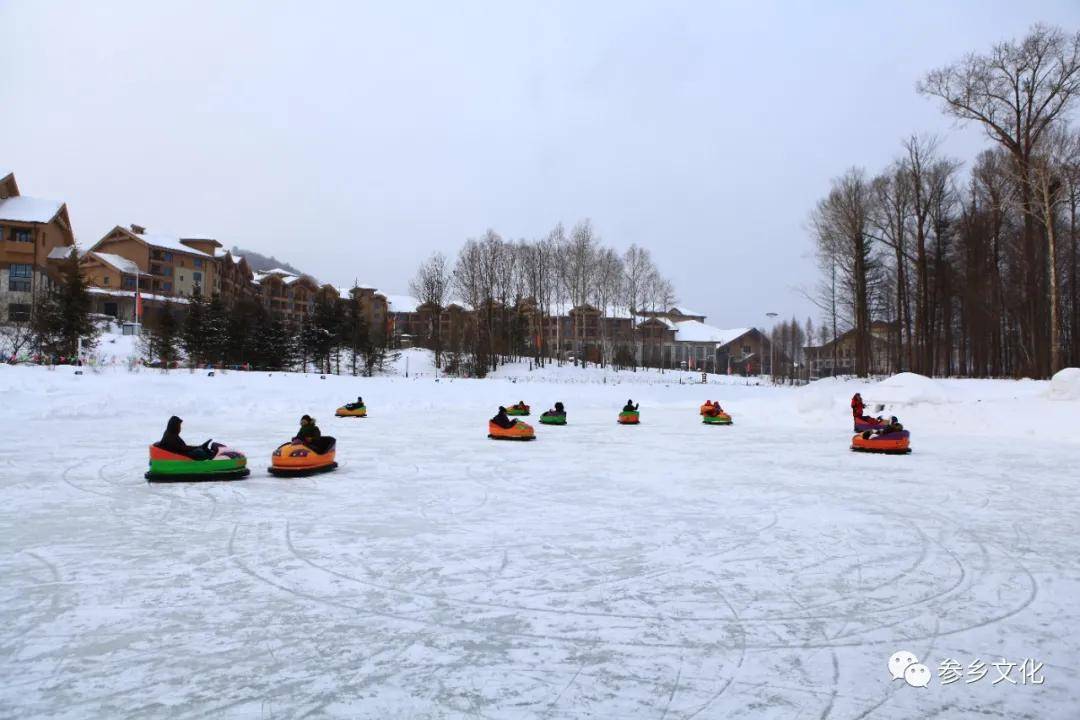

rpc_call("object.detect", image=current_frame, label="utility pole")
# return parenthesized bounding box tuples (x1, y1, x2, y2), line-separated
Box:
(765, 312, 779, 383)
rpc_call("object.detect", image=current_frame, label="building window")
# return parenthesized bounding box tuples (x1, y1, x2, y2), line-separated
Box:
(103, 276, 111, 285)
(163, 266, 173, 277)
(163, 252, 173, 261)
(104, 302, 118, 318)
(163, 281, 172, 292)
(7, 303, 31, 322)
(741, 344, 751, 355)
(194, 258, 203, 268)
(13, 228, 32, 243)
(9, 264, 32, 292)
(122, 276, 136, 290)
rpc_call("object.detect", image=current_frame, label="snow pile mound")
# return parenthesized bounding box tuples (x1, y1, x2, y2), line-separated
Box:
(869, 372, 949, 405)
(795, 376, 854, 414)
(1048, 367, 1080, 401)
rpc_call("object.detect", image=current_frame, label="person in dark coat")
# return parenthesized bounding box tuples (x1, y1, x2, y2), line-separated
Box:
(542, 401, 566, 418)
(878, 416, 904, 434)
(296, 415, 321, 443)
(622, 400, 639, 412)
(158, 416, 212, 460)
(346, 397, 364, 410)
(491, 406, 518, 429)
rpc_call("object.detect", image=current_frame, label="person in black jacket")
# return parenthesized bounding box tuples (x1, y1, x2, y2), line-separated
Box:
(878, 416, 904, 434)
(158, 416, 213, 460)
(491, 406, 518, 429)
(541, 401, 566, 419)
(622, 400, 639, 412)
(295, 415, 321, 443)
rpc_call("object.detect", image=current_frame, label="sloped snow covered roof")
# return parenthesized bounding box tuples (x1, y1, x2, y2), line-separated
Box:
(0, 195, 63, 223)
(48, 246, 77, 260)
(673, 321, 752, 345)
(91, 251, 143, 276)
(134, 232, 214, 257)
(384, 294, 419, 313)
(637, 316, 678, 329)
(672, 306, 706, 317)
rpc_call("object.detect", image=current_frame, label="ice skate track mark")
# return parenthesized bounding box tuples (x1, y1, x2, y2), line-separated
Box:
(658, 660, 682, 720)
(237, 524, 704, 651)
(60, 462, 113, 498)
(817, 648, 839, 720)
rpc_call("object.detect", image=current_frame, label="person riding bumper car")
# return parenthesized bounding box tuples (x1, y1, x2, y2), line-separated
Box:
(146, 443, 249, 482)
(506, 402, 530, 416)
(851, 417, 911, 454)
(488, 420, 536, 440)
(146, 416, 250, 482)
(539, 401, 567, 425)
(269, 436, 338, 476)
(335, 399, 367, 417)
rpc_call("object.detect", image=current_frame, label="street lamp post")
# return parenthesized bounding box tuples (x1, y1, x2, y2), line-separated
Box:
(765, 312, 779, 384)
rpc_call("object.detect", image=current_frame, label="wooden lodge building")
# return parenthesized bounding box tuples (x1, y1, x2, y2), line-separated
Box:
(0, 171, 77, 323)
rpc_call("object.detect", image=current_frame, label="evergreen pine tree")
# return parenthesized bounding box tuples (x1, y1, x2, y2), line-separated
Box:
(202, 294, 229, 367)
(143, 300, 180, 368)
(32, 253, 98, 361)
(225, 298, 261, 368)
(181, 294, 208, 367)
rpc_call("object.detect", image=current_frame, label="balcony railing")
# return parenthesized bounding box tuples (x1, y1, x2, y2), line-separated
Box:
(1, 240, 35, 255)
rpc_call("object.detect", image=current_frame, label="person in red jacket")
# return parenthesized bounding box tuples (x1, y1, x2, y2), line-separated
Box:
(851, 393, 865, 419)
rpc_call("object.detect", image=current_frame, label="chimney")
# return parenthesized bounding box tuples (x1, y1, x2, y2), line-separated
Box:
(130, 224, 146, 235)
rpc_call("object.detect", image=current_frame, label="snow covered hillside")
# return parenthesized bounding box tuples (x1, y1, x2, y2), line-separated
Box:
(1, 365, 1078, 718)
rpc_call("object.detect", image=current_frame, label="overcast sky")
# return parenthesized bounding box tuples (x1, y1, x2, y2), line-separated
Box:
(3, 1, 1078, 327)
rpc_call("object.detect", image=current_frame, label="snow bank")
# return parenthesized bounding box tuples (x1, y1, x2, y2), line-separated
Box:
(867, 372, 949, 405)
(1048, 367, 1080, 401)
(794, 376, 855, 415)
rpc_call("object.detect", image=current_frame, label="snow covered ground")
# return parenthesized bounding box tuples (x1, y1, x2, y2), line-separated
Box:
(1, 360, 1078, 719)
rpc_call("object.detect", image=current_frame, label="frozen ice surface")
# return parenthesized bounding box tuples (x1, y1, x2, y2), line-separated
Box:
(1, 361, 1078, 718)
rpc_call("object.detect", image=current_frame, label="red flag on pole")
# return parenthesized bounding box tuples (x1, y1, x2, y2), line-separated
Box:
(135, 282, 143, 321)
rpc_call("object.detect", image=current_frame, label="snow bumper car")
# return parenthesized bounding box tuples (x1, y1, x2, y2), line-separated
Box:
(269, 437, 338, 477)
(851, 430, 911, 455)
(145, 444, 250, 482)
(506, 404, 530, 416)
(703, 412, 733, 425)
(618, 410, 640, 425)
(488, 421, 536, 441)
(539, 413, 566, 426)
(336, 403, 367, 418)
